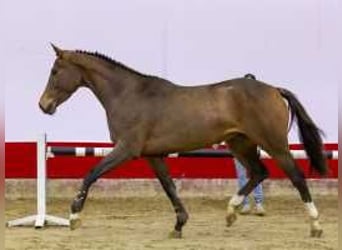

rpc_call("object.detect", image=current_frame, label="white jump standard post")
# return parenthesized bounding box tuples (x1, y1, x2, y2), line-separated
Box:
(6, 134, 70, 228)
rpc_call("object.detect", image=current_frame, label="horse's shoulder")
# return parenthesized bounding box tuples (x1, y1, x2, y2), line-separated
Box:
(135, 76, 175, 98)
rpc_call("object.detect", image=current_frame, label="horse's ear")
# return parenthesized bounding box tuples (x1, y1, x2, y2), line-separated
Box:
(50, 43, 63, 57)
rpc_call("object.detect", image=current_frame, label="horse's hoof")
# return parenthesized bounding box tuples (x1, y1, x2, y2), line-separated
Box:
(226, 213, 237, 227)
(310, 228, 323, 238)
(69, 213, 82, 230)
(168, 230, 182, 239)
(70, 218, 82, 230)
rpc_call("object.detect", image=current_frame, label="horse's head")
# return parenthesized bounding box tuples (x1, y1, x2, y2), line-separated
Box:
(39, 44, 83, 115)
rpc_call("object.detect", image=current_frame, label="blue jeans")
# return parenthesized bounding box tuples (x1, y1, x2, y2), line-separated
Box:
(234, 158, 263, 206)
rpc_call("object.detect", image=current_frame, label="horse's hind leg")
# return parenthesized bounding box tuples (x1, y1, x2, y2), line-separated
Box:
(147, 157, 188, 238)
(271, 150, 323, 237)
(225, 134, 269, 227)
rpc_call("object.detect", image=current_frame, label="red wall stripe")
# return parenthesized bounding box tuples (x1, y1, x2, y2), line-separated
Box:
(5, 142, 338, 179)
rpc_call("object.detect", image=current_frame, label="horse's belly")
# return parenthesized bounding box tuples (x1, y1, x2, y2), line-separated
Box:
(141, 128, 231, 155)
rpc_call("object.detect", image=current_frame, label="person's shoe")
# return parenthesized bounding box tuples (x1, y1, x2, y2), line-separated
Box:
(239, 204, 251, 215)
(254, 203, 266, 216)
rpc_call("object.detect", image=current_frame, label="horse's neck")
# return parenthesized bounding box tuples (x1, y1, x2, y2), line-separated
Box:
(72, 53, 175, 112)
(79, 58, 141, 109)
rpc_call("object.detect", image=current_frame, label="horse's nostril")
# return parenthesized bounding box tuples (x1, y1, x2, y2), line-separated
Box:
(39, 101, 55, 114)
(39, 102, 47, 113)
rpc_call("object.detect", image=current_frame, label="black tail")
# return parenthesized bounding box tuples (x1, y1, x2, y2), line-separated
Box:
(278, 88, 327, 176)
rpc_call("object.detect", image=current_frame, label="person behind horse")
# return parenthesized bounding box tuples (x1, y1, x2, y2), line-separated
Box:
(233, 73, 266, 216)
(234, 157, 265, 215)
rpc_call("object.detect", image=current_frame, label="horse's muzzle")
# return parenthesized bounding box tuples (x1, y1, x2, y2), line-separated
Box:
(39, 101, 56, 115)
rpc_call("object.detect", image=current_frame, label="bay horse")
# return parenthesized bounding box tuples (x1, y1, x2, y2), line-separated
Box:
(39, 44, 327, 238)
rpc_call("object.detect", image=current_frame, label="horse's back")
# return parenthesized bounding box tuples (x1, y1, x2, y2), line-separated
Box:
(141, 77, 289, 155)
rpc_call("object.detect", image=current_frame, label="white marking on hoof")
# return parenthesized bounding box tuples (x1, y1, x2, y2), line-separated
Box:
(226, 194, 244, 226)
(305, 202, 319, 219)
(304, 202, 322, 237)
(69, 213, 82, 230)
(70, 213, 80, 220)
(229, 194, 244, 207)
(310, 218, 323, 238)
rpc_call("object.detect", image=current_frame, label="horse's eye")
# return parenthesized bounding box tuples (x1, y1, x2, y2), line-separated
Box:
(51, 69, 58, 75)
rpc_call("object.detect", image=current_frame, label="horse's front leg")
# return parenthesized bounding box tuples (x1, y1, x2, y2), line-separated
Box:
(70, 142, 133, 230)
(147, 157, 189, 238)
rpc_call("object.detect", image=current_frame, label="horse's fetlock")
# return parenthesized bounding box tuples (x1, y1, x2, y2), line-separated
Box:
(71, 195, 86, 213)
(177, 211, 189, 225)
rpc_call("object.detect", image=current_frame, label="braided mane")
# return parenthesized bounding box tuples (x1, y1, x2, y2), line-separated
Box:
(75, 50, 149, 77)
